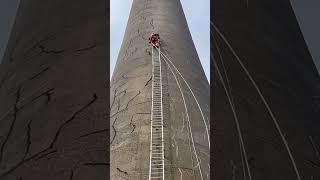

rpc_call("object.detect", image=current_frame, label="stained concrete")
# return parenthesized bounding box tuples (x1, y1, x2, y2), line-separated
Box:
(0, 0, 108, 179)
(110, 0, 210, 179)
(212, 0, 320, 179)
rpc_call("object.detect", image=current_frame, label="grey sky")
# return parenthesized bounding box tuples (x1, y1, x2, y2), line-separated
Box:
(0, 0, 20, 63)
(290, 1, 320, 73)
(110, 0, 210, 81)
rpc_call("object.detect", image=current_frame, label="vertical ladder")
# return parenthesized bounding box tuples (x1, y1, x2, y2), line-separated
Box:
(149, 47, 164, 180)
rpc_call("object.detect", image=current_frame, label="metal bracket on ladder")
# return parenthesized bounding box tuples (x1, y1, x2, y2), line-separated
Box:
(149, 47, 164, 180)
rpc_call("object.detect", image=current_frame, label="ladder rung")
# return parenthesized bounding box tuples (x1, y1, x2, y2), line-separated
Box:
(152, 158, 164, 160)
(151, 160, 163, 166)
(151, 162, 163, 165)
(151, 164, 163, 166)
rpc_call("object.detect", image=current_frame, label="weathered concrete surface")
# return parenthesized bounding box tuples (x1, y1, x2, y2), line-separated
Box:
(212, 0, 320, 179)
(0, 0, 108, 179)
(110, 0, 210, 179)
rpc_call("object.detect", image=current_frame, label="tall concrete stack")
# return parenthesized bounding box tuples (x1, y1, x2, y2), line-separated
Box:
(110, 0, 210, 179)
(0, 0, 108, 179)
(212, 0, 320, 179)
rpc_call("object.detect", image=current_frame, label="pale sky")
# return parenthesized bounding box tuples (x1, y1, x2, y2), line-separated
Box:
(110, 0, 210, 82)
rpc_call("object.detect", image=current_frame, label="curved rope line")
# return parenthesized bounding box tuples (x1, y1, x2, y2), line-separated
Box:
(160, 48, 210, 149)
(213, 56, 253, 180)
(163, 53, 204, 180)
(212, 34, 248, 180)
(211, 21, 301, 180)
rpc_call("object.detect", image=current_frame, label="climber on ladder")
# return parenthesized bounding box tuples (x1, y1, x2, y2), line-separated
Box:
(148, 32, 160, 48)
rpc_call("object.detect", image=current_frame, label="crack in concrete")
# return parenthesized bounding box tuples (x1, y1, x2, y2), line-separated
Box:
(112, 70, 150, 86)
(111, 118, 118, 145)
(79, 129, 108, 138)
(35, 150, 57, 160)
(116, 167, 128, 175)
(116, 89, 127, 98)
(50, 94, 97, 149)
(117, 99, 121, 112)
(0, 147, 49, 177)
(129, 115, 136, 133)
(110, 89, 118, 109)
(23, 34, 56, 57)
(74, 44, 97, 52)
(150, 18, 154, 29)
(83, 162, 109, 166)
(68, 169, 74, 180)
(38, 45, 66, 54)
(23, 120, 32, 160)
(28, 67, 50, 80)
(0, 93, 97, 178)
(24, 40, 98, 61)
(0, 85, 22, 162)
(19, 88, 55, 109)
(110, 91, 141, 118)
(145, 76, 152, 86)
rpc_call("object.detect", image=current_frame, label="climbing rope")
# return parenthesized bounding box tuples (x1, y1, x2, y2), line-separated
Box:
(158, 48, 205, 180)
